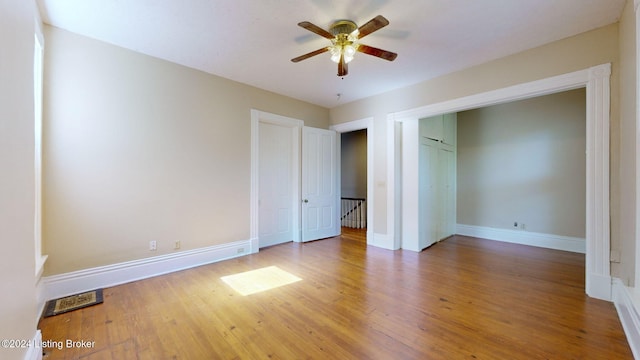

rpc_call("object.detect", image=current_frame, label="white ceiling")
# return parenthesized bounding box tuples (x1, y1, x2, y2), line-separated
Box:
(37, 0, 626, 109)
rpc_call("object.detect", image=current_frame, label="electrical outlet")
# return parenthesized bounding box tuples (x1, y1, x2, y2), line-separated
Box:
(519, 223, 526, 230)
(149, 241, 157, 251)
(174, 241, 181, 250)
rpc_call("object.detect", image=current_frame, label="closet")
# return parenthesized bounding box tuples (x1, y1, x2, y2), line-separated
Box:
(418, 113, 456, 249)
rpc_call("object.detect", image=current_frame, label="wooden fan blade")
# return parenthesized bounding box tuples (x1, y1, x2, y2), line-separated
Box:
(291, 47, 330, 63)
(338, 52, 348, 76)
(298, 21, 334, 40)
(356, 15, 389, 39)
(357, 44, 397, 61)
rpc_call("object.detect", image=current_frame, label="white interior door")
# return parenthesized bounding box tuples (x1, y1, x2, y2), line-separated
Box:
(419, 138, 439, 249)
(439, 148, 456, 240)
(259, 122, 294, 247)
(302, 126, 339, 242)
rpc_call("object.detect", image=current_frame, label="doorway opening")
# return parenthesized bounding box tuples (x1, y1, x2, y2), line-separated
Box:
(455, 89, 587, 252)
(251, 110, 340, 250)
(340, 129, 368, 233)
(388, 63, 611, 300)
(251, 111, 302, 251)
(331, 118, 375, 245)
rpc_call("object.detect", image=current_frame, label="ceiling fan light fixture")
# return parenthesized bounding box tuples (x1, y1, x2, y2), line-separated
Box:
(343, 44, 356, 62)
(330, 46, 341, 63)
(330, 43, 357, 64)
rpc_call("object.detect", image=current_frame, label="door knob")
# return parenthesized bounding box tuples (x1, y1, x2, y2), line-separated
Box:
(303, 199, 309, 203)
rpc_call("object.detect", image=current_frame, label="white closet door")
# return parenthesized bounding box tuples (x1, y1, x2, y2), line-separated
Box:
(302, 126, 339, 242)
(419, 138, 440, 249)
(439, 148, 456, 240)
(259, 122, 294, 247)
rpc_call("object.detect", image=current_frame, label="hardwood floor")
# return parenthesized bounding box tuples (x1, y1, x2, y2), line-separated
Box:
(39, 229, 632, 359)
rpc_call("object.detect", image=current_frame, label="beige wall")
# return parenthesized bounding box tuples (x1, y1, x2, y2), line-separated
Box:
(330, 24, 618, 123)
(43, 26, 330, 275)
(0, 0, 39, 359)
(618, 0, 637, 286)
(457, 89, 586, 238)
(40, 4, 639, 286)
(330, 23, 624, 274)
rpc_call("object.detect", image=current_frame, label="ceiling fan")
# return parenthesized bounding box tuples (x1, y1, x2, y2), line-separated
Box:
(291, 15, 397, 77)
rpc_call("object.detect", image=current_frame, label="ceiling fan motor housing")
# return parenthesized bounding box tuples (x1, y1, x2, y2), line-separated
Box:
(330, 20, 357, 36)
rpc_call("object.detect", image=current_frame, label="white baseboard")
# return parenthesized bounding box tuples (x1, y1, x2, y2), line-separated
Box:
(588, 273, 612, 301)
(36, 277, 47, 324)
(456, 224, 586, 253)
(249, 237, 259, 254)
(23, 330, 42, 360)
(41, 239, 251, 303)
(613, 278, 640, 359)
(369, 232, 397, 250)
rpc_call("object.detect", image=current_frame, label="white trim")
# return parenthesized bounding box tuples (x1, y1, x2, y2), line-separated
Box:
(250, 237, 259, 253)
(250, 110, 259, 250)
(456, 224, 586, 253)
(41, 239, 251, 302)
(613, 278, 640, 359)
(387, 119, 402, 249)
(34, 25, 46, 279)
(22, 330, 42, 360)
(36, 275, 47, 322)
(34, 5, 44, 46)
(389, 70, 588, 122)
(250, 109, 303, 246)
(370, 232, 395, 250)
(401, 118, 421, 252)
(585, 65, 612, 301)
(35, 254, 47, 279)
(331, 118, 376, 247)
(331, 118, 371, 132)
(387, 63, 611, 300)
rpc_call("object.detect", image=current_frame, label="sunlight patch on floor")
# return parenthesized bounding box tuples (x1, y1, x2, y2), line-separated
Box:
(220, 266, 302, 296)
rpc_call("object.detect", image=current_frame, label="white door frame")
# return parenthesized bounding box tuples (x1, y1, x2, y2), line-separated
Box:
(387, 63, 612, 301)
(251, 110, 303, 252)
(331, 118, 375, 245)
